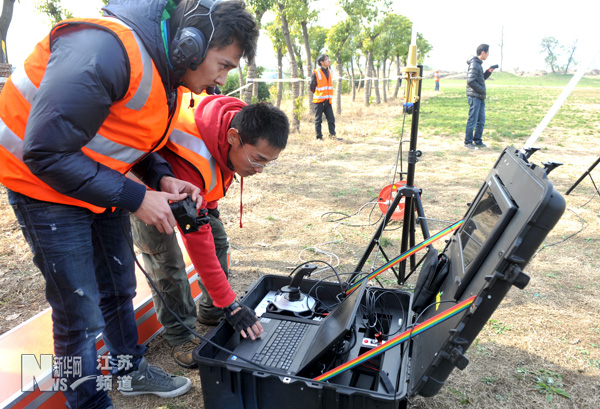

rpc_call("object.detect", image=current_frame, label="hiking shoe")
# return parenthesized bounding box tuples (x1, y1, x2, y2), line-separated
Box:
(475, 142, 488, 148)
(170, 338, 202, 369)
(330, 134, 343, 141)
(197, 309, 224, 326)
(119, 357, 191, 398)
(464, 143, 478, 150)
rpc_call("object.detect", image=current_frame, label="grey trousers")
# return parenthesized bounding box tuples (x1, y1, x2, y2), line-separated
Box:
(130, 213, 229, 346)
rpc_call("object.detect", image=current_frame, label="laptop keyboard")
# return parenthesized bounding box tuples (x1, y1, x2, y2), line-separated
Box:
(252, 320, 310, 370)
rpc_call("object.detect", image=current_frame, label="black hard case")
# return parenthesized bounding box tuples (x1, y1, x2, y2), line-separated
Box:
(193, 147, 566, 408)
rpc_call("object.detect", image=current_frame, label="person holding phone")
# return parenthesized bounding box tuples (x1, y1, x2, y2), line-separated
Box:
(464, 44, 496, 149)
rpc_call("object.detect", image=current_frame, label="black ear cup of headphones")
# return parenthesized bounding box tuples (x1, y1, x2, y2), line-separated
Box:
(171, 26, 207, 74)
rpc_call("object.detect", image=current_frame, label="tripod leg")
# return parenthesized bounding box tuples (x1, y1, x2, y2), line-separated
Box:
(566, 157, 600, 195)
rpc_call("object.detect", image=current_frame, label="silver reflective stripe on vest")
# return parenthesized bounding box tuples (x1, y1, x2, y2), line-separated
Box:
(169, 128, 217, 192)
(124, 29, 153, 111)
(0, 119, 24, 160)
(10, 67, 38, 104)
(84, 133, 146, 165)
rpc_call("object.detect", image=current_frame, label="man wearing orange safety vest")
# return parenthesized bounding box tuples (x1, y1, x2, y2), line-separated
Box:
(310, 54, 340, 141)
(434, 70, 440, 91)
(0, 0, 258, 407)
(131, 94, 289, 368)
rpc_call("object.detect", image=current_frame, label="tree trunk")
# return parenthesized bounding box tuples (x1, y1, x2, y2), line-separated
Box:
(356, 57, 364, 92)
(0, 0, 16, 63)
(278, 2, 300, 132)
(382, 58, 387, 103)
(350, 59, 356, 102)
(394, 55, 402, 99)
(335, 54, 343, 115)
(276, 48, 283, 108)
(301, 21, 312, 103)
(244, 8, 265, 103)
(563, 40, 577, 75)
(374, 62, 381, 104)
(294, 46, 305, 98)
(244, 59, 257, 103)
(237, 64, 244, 99)
(364, 50, 373, 107)
(348, 62, 356, 102)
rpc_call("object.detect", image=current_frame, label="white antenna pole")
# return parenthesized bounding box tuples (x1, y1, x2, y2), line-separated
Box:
(522, 46, 600, 152)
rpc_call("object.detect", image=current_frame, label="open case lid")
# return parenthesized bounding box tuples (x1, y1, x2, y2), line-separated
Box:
(408, 147, 566, 397)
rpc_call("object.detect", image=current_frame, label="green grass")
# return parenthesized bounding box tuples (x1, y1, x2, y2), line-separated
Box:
(516, 367, 571, 403)
(418, 73, 600, 141)
(424, 72, 600, 88)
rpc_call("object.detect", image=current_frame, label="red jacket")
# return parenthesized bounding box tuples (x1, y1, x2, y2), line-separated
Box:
(160, 95, 245, 308)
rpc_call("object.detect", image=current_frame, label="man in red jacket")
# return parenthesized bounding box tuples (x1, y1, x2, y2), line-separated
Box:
(131, 95, 289, 368)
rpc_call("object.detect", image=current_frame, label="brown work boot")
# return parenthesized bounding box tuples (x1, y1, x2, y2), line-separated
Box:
(170, 338, 202, 369)
(197, 308, 224, 326)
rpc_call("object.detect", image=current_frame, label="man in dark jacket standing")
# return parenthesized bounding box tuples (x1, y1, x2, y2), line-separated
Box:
(464, 44, 495, 149)
(0, 0, 258, 407)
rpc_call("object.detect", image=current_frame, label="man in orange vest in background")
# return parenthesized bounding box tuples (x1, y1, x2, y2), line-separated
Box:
(434, 70, 440, 91)
(0, 0, 258, 407)
(310, 54, 340, 141)
(131, 94, 289, 368)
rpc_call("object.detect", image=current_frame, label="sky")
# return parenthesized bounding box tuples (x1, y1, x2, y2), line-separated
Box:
(6, 0, 599, 74)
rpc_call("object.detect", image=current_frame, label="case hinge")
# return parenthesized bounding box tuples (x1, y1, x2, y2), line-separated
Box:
(440, 347, 470, 370)
(492, 263, 530, 289)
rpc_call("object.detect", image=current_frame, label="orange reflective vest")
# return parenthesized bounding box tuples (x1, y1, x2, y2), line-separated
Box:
(166, 100, 233, 202)
(0, 17, 181, 213)
(312, 67, 333, 103)
(434, 73, 440, 82)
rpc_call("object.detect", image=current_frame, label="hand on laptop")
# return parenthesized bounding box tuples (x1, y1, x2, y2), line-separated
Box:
(224, 302, 264, 340)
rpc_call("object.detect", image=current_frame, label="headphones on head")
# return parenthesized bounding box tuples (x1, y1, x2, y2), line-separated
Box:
(170, 0, 221, 75)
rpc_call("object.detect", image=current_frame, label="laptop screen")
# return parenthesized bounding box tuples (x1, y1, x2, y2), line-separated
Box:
(298, 280, 367, 371)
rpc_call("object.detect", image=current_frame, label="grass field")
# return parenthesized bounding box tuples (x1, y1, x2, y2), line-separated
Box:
(1, 72, 599, 408)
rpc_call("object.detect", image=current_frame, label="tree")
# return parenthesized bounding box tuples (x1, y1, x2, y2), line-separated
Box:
(384, 14, 412, 99)
(286, 0, 316, 99)
(326, 18, 356, 114)
(35, 0, 73, 25)
(540, 36, 560, 73)
(276, 0, 301, 132)
(0, 0, 16, 63)
(264, 20, 286, 108)
(308, 25, 327, 67)
(563, 39, 577, 75)
(222, 66, 270, 101)
(337, 0, 390, 107)
(416, 33, 432, 65)
(360, 25, 382, 106)
(244, 0, 275, 103)
(375, 13, 411, 103)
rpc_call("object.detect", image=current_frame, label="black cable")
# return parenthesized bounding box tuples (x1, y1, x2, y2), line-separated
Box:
(333, 324, 357, 356)
(531, 207, 586, 259)
(287, 259, 344, 295)
(119, 212, 266, 371)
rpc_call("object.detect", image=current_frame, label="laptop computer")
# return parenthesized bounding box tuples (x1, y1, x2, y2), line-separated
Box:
(228, 280, 367, 376)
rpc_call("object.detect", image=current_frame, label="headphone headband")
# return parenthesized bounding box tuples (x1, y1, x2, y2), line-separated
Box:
(184, 0, 219, 19)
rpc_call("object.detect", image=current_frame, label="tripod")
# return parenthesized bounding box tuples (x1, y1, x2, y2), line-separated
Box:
(351, 65, 431, 285)
(565, 157, 600, 216)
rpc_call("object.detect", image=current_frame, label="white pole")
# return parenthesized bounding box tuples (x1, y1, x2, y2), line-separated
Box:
(522, 47, 600, 152)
